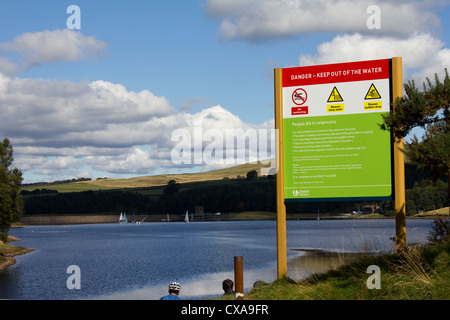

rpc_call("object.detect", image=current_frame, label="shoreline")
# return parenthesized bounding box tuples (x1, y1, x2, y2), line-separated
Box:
(18, 212, 446, 226)
(2, 212, 445, 273)
(0, 236, 35, 271)
(286, 249, 372, 281)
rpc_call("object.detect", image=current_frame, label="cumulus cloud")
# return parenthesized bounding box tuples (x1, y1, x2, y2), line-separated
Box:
(0, 27, 278, 182)
(171, 105, 275, 172)
(0, 73, 176, 180)
(15, 155, 84, 180)
(0, 57, 18, 76)
(203, 0, 449, 82)
(298, 33, 450, 83)
(85, 147, 160, 175)
(0, 74, 173, 146)
(0, 29, 106, 73)
(204, 0, 441, 41)
(0, 71, 275, 181)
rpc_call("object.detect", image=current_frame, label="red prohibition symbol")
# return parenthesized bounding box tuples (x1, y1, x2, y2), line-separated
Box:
(292, 88, 307, 105)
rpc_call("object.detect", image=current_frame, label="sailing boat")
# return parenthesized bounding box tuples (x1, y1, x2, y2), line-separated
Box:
(119, 212, 127, 224)
(132, 212, 141, 224)
(184, 210, 189, 223)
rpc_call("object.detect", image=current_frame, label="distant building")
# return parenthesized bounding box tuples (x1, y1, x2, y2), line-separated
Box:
(362, 204, 380, 214)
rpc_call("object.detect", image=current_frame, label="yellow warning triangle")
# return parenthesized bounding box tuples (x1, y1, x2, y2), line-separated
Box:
(327, 86, 343, 102)
(365, 83, 381, 100)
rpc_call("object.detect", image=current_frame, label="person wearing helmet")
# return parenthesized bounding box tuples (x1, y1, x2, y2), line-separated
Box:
(160, 282, 182, 300)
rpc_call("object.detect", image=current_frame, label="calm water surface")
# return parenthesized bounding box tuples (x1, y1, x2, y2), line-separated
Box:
(0, 219, 433, 300)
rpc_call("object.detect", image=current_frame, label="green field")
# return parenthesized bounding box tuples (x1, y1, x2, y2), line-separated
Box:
(22, 161, 274, 193)
(20, 160, 448, 218)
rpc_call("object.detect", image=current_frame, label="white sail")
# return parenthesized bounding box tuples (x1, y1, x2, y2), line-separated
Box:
(119, 212, 127, 223)
(185, 210, 189, 223)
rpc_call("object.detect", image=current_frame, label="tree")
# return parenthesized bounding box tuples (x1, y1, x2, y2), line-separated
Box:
(381, 69, 449, 215)
(163, 179, 179, 196)
(246, 170, 258, 179)
(0, 138, 24, 242)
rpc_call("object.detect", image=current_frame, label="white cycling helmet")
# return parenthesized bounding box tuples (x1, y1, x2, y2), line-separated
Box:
(169, 282, 181, 291)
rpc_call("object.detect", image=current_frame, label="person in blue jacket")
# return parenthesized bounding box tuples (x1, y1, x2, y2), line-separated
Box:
(160, 282, 182, 300)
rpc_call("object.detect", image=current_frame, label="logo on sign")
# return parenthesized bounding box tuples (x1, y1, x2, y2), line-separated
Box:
(292, 88, 307, 105)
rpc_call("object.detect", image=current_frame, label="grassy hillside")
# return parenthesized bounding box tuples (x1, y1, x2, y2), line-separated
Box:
(243, 239, 450, 300)
(22, 160, 274, 193)
(414, 207, 449, 217)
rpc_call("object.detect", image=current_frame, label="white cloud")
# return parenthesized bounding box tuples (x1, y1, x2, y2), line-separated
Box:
(0, 57, 18, 76)
(0, 27, 272, 182)
(0, 71, 276, 182)
(0, 29, 106, 73)
(298, 33, 450, 83)
(0, 74, 173, 145)
(85, 147, 159, 175)
(171, 105, 276, 171)
(23, 156, 83, 178)
(204, 0, 441, 41)
(0, 73, 175, 180)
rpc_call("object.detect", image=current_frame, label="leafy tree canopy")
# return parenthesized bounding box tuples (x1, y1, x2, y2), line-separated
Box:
(381, 69, 449, 179)
(0, 138, 23, 242)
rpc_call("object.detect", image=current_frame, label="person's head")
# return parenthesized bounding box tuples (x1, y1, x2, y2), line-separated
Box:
(222, 279, 234, 292)
(168, 282, 181, 295)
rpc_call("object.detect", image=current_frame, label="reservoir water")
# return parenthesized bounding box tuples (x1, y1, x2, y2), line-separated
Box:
(0, 219, 433, 300)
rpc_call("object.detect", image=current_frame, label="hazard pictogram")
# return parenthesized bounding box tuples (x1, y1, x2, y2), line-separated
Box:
(365, 83, 381, 100)
(292, 88, 307, 105)
(327, 86, 343, 102)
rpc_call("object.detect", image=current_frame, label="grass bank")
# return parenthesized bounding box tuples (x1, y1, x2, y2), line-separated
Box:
(244, 240, 449, 300)
(0, 235, 35, 271)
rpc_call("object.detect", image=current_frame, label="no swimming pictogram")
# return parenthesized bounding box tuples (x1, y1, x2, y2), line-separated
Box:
(292, 88, 307, 105)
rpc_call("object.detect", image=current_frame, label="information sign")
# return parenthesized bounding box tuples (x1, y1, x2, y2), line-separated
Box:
(281, 59, 392, 201)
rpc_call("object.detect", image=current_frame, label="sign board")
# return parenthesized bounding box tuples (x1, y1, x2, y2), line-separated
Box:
(280, 59, 393, 201)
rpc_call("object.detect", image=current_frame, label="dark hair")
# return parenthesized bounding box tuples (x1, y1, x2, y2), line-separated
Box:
(222, 279, 234, 292)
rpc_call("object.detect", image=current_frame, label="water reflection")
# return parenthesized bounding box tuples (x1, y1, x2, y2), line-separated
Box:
(287, 250, 368, 280)
(0, 219, 433, 300)
(93, 250, 371, 299)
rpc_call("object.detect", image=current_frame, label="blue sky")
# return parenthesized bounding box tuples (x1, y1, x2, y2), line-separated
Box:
(1, 1, 328, 123)
(0, 1, 449, 183)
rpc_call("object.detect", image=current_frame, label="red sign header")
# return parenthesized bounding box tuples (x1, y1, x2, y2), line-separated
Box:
(282, 59, 390, 87)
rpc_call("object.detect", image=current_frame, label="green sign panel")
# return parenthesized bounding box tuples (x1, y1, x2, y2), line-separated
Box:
(281, 59, 393, 201)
